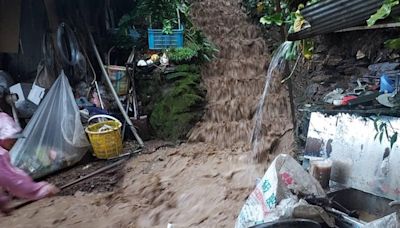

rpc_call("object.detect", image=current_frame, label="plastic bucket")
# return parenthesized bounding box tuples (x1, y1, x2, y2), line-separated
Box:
(85, 115, 123, 159)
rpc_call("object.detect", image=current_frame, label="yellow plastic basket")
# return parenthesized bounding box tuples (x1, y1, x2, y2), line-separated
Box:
(85, 115, 123, 159)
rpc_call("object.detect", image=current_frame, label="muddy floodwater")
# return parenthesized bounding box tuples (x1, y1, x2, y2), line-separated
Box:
(0, 0, 294, 227)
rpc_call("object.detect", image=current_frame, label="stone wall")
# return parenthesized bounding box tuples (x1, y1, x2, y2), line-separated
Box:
(292, 28, 400, 147)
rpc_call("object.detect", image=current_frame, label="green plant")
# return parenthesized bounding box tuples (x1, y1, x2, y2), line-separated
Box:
(167, 46, 199, 63)
(372, 117, 398, 149)
(162, 19, 174, 34)
(184, 28, 218, 62)
(385, 38, 400, 49)
(135, 0, 179, 27)
(150, 65, 205, 140)
(113, 13, 137, 49)
(242, 0, 318, 60)
(367, 0, 399, 26)
(258, 1, 290, 27)
(367, 1, 400, 52)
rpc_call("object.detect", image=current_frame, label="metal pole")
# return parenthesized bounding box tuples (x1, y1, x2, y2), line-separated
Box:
(94, 81, 104, 109)
(88, 32, 144, 147)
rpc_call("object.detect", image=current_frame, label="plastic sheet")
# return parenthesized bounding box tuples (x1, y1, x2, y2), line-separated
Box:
(235, 154, 326, 228)
(10, 71, 90, 179)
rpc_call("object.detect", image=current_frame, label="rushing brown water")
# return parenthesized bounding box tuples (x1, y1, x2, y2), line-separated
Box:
(189, 0, 295, 161)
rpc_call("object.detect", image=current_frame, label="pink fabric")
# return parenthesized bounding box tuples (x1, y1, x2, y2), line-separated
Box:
(0, 112, 55, 210)
(0, 112, 21, 140)
(0, 147, 54, 208)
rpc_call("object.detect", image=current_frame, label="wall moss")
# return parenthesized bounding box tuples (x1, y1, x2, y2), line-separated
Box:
(150, 64, 205, 140)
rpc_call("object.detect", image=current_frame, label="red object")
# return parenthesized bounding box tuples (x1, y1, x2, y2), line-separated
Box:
(341, 95, 358, 105)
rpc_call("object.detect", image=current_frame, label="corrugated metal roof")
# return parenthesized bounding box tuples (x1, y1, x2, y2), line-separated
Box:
(287, 0, 400, 41)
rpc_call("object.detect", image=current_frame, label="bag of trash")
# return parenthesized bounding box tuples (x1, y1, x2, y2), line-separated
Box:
(10, 71, 90, 179)
(235, 154, 326, 228)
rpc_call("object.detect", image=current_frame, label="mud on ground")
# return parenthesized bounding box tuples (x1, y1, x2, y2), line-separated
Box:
(0, 0, 295, 226)
(0, 143, 266, 227)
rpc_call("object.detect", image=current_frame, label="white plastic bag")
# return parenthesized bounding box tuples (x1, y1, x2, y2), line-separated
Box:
(235, 154, 325, 228)
(10, 71, 90, 179)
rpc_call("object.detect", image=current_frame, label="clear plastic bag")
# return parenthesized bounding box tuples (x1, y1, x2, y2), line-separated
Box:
(10, 71, 90, 179)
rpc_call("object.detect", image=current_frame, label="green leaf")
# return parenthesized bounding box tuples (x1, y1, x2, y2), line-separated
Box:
(260, 13, 284, 26)
(374, 132, 379, 140)
(385, 38, 400, 49)
(391, 132, 398, 148)
(380, 131, 384, 143)
(367, 0, 399, 26)
(385, 126, 390, 139)
(379, 123, 385, 131)
(374, 119, 379, 131)
(162, 19, 173, 34)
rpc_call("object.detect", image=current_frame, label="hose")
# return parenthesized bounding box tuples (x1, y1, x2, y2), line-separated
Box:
(56, 22, 80, 66)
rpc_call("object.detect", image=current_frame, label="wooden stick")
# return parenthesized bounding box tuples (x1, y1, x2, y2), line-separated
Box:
(60, 159, 126, 189)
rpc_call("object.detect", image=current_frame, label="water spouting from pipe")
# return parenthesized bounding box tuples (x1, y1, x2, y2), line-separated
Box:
(251, 41, 292, 160)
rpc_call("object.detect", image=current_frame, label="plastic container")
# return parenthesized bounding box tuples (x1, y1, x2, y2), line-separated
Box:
(310, 159, 332, 189)
(85, 115, 123, 159)
(148, 28, 184, 50)
(148, 8, 184, 50)
(380, 74, 394, 93)
(105, 65, 129, 96)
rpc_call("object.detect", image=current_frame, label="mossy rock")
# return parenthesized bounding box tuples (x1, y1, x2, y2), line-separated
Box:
(150, 69, 205, 140)
(136, 76, 162, 114)
(174, 64, 200, 73)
